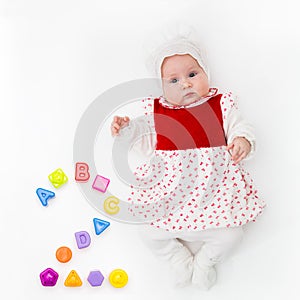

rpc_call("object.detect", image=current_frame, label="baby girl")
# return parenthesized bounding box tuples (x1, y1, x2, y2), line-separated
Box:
(110, 27, 265, 290)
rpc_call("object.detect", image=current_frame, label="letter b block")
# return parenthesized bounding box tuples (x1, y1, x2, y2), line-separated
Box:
(75, 162, 90, 182)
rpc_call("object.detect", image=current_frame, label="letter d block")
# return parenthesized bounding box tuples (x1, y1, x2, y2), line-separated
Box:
(75, 231, 91, 249)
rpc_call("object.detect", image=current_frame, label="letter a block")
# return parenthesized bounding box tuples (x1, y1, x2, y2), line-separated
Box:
(36, 188, 55, 206)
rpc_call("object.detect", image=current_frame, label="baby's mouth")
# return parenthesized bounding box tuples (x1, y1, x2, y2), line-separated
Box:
(183, 92, 196, 98)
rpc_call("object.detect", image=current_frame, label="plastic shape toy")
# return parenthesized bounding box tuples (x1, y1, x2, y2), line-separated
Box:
(48, 168, 68, 188)
(93, 218, 110, 235)
(75, 162, 90, 182)
(40, 267, 59, 287)
(103, 196, 120, 215)
(64, 270, 82, 287)
(109, 269, 128, 288)
(92, 175, 110, 193)
(87, 270, 105, 287)
(56, 246, 72, 263)
(74, 231, 91, 249)
(36, 188, 55, 206)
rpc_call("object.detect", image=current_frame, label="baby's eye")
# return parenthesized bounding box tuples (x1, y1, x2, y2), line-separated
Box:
(170, 78, 178, 84)
(189, 72, 197, 78)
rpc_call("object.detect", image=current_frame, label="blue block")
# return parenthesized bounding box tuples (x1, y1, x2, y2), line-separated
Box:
(93, 218, 110, 235)
(36, 188, 55, 206)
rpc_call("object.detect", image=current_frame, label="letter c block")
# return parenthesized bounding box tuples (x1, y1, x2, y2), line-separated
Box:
(104, 196, 120, 215)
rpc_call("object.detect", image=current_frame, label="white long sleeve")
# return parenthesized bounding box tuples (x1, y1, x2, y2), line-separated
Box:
(116, 115, 157, 158)
(221, 93, 256, 160)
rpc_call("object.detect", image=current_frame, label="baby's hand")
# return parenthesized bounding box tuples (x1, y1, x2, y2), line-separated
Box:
(226, 137, 251, 164)
(111, 116, 130, 136)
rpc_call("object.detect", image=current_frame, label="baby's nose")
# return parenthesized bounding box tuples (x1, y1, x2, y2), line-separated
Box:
(181, 80, 192, 89)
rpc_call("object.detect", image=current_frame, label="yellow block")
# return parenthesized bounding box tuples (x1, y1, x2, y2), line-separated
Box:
(104, 196, 120, 215)
(109, 269, 128, 288)
(48, 168, 68, 188)
(64, 270, 82, 287)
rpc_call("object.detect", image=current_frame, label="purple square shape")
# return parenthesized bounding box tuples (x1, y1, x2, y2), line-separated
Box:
(92, 175, 110, 193)
(87, 270, 104, 287)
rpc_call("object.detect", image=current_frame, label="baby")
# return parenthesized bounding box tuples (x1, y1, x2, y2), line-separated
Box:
(110, 28, 265, 289)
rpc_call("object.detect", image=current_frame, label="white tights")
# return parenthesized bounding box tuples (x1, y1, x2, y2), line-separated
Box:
(139, 225, 244, 288)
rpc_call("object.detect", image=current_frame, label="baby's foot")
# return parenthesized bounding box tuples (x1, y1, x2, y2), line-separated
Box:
(170, 247, 194, 287)
(192, 250, 217, 290)
(192, 263, 216, 290)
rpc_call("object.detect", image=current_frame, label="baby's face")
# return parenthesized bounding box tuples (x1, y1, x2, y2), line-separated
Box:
(161, 54, 209, 106)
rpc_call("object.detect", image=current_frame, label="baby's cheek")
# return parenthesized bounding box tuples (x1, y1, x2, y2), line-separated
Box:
(164, 87, 180, 102)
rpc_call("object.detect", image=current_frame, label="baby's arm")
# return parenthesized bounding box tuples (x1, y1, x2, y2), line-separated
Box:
(222, 93, 256, 163)
(111, 114, 156, 158)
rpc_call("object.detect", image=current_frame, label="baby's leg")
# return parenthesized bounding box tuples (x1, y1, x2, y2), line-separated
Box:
(139, 225, 194, 287)
(192, 226, 244, 290)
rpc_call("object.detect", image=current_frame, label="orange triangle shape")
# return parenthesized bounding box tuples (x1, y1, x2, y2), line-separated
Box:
(64, 270, 82, 287)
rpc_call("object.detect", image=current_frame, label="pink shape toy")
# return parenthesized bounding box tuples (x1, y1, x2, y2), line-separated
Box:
(75, 162, 90, 182)
(92, 175, 110, 193)
(40, 268, 59, 286)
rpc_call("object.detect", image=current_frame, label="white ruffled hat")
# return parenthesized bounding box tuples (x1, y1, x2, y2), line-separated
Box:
(143, 22, 209, 80)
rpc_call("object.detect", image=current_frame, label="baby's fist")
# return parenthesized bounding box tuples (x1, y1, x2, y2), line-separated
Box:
(226, 137, 251, 164)
(111, 116, 130, 136)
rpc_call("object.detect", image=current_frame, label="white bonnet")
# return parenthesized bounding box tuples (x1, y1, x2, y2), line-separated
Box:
(143, 22, 209, 80)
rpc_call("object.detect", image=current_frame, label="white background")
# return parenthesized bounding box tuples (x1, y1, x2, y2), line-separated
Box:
(1, 0, 300, 299)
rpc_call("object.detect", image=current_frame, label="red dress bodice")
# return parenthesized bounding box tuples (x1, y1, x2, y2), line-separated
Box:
(154, 94, 226, 150)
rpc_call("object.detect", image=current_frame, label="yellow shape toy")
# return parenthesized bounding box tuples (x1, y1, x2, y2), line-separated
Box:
(104, 196, 120, 215)
(48, 168, 68, 188)
(64, 270, 82, 287)
(109, 269, 128, 288)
